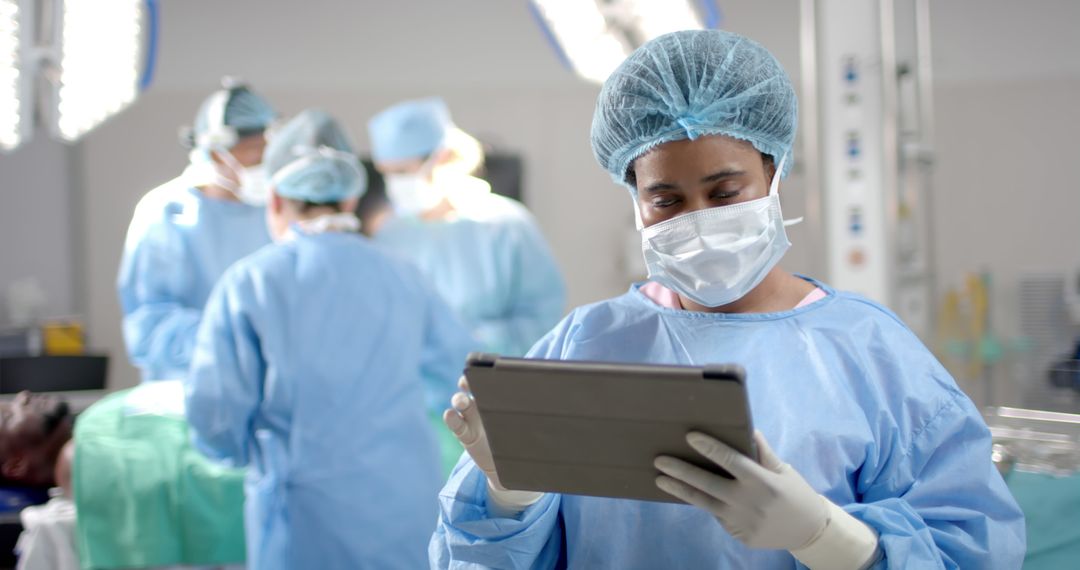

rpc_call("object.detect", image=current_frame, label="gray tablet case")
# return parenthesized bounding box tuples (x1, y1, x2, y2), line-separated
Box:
(464, 353, 757, 504)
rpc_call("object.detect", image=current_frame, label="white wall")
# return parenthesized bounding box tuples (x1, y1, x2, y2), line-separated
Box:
(930, 77, 1080, 342)
(930, 0, 1080, 346)
(71, 0, 805, 389)
(4, 0, 1078, 391)
(0, 138, 77, 323)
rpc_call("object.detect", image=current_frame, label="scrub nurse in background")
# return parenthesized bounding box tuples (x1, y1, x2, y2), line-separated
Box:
(117, 78, 275, 381)
(432, 30, 1025, 569)
(368, 98, 566, 356)
(185, 110, 475, 570)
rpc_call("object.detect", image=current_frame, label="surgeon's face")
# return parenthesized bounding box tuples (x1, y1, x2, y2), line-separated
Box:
(632, 135, 776, 228)
(228, 133, 268, 168)
(210, 133, 268, 188)
(0, 392, 73, 487)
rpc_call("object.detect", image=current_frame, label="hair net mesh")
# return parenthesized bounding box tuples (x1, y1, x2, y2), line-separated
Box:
(367, 97, 453, 163)
(193, 85, 276, 137)
(590, 30, 797, 190)
(264, 109, 368, 203)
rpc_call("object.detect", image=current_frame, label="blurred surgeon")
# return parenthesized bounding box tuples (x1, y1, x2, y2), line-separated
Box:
(118, 78, 275, 381)
(186, 110, 475, 570)
(368, 98, 566, 356)
(432, 30, 1025, 569)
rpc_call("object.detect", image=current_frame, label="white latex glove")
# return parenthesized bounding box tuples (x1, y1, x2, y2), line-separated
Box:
(443, 376, 543, 517)
(655, 431, 879, 569)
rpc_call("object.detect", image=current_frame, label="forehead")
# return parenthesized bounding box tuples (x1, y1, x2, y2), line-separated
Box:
(636, 135, 762, 172)
(375, 157, 426, 174)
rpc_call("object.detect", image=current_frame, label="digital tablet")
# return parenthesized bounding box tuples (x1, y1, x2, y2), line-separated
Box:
(464, 353, 757, 504)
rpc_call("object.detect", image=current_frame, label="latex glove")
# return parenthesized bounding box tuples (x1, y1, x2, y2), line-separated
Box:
(443, 376, 543, 516)
(655, 431, 879, 569)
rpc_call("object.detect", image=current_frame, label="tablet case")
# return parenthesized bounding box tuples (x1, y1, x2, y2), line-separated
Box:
(465, 353, 756, 504)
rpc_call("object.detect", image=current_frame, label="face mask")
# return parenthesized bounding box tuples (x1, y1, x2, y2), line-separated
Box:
(384, 156, 445, 216)
(216, 149, 269, 206)
(639, 156, 795, 308)
(235, 164, 270, 206)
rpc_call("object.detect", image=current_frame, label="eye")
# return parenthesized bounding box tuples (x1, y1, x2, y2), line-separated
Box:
(710, 186, 742, 202)
(650, 195, 681, 208)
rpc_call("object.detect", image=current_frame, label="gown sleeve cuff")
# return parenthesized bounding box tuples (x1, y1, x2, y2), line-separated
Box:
(486, 480, 545, 519)
(791, 497, 881, 570)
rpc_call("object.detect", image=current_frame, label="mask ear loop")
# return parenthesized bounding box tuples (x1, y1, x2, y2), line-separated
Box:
(632, 195, 645, 231)
(770, 155, 804, 228)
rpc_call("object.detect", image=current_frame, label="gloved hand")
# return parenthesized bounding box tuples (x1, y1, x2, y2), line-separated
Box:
(444, 376, 543, 516)
(655, 431, 879, 569)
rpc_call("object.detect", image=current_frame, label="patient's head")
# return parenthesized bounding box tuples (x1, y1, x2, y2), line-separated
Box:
(0, 391, 73, 487)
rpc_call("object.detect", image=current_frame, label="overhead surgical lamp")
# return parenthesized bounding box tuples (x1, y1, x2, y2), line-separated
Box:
(0, 0, 31, 151)
(0, 0, 158, 152)
(530, 0, 722, 84)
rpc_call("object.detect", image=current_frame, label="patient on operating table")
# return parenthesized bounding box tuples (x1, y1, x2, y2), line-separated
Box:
(3, 383, 245, 570)
(0, 392, 74, 493)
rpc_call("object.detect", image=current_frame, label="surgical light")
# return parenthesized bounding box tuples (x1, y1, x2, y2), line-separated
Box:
(54, 0, 143, 142)
(530, 0, 629, 84)
(627, 0, 706, 42)
(530, 0, 719, 84)
(0, 0, 28, 151)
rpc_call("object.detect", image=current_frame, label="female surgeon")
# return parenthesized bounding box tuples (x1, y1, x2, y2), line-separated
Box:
(367, 99, 566, 356)
(186, 110, 475, 569)
(431, 30, 1025, 568)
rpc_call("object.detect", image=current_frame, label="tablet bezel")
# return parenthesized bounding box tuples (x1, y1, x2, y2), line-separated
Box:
(464, 353, 757, 504)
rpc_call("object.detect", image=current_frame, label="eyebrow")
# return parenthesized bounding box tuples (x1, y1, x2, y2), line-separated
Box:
(643, 169, 746, 194)
(700, 169, 746, 183)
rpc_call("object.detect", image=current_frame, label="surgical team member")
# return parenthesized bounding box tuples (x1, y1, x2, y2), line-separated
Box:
(117, 79, 275, 381)
(368, 98, 566, 356)
(186, 109, 475, 570)
(432, 30, 1025, 568)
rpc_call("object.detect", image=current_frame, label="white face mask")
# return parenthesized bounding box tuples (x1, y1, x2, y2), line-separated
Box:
(216, 150, 269, 206)
(639, 156, 796, 308)
(235, 164, 270, 206)
(383, 157, 445, 216)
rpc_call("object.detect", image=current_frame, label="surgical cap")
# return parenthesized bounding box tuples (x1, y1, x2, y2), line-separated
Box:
(264, 109, 367, 203)
(367, 97, 453, 163)
(193, 81, 276, 141)
(590, 30, 797, 189)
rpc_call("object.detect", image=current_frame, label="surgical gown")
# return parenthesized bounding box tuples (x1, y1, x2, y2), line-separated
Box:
(375, 178, 565, 356)
(187, 230, 475, 570)
(430, 280, 1026, 569)
(117, 177, 270, 381)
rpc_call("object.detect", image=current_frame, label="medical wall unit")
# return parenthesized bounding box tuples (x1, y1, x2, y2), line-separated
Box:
(800, 0, 936, 340)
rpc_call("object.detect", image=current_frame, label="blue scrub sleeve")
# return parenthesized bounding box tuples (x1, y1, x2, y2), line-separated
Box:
(473, 220, 565, 357)
(121, 303, 200, 376)
(430, 457, 564, 570)
(184, 272, 266, 467)
(844, 388, 1026, 569)
(420, 287, 481, 414)
(118, 224, 200, 377)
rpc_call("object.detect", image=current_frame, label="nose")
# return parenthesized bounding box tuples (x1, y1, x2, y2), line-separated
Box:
(679, 192, 719, 217)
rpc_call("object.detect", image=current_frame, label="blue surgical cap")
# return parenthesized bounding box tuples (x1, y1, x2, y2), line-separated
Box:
(264, 109, 367, 203)
(591, 30, 797, 189)
(193, 81, 276, 141)
(367, 97, 452, 163)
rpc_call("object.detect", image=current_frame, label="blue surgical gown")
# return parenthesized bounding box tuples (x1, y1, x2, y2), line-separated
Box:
(186, 231, 476, 570)
(430, 280, 1027, 569)
(118, 178, 270, 381)
(375, 180, 566, 356)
